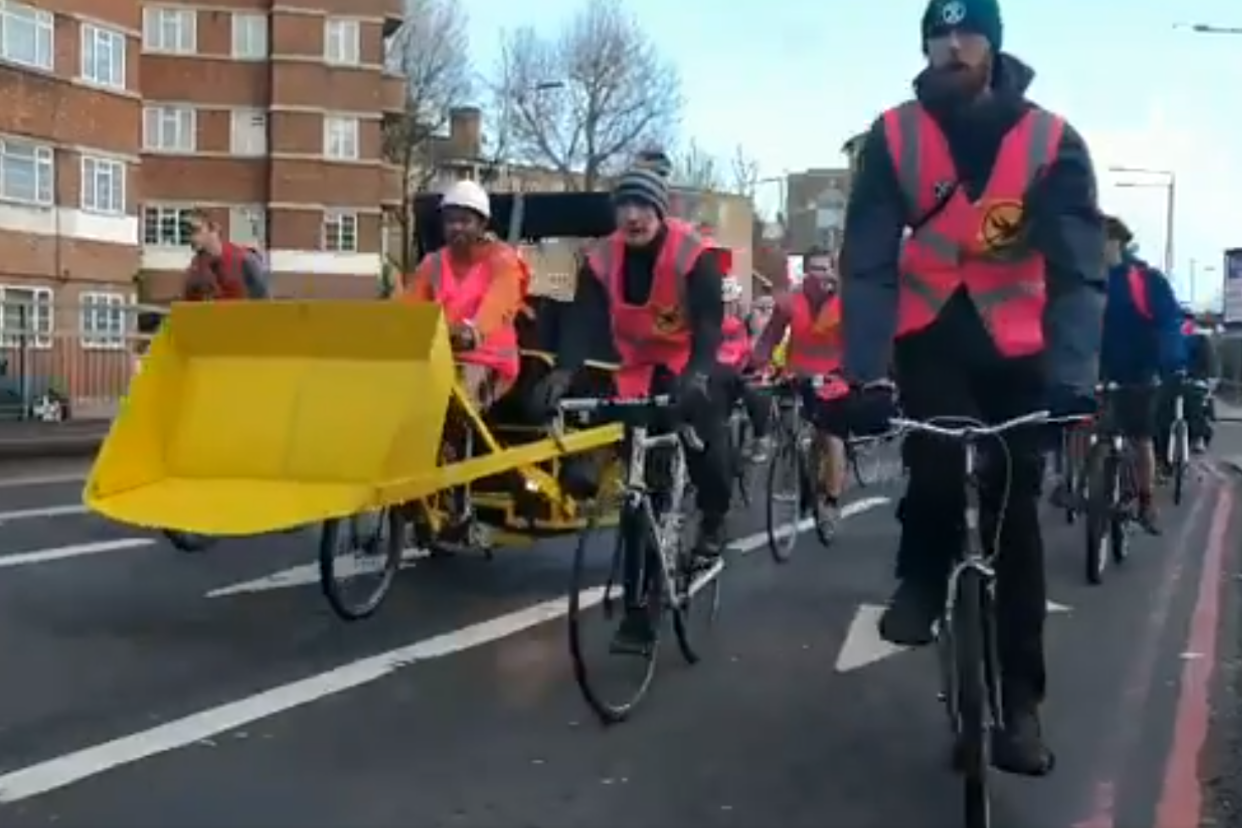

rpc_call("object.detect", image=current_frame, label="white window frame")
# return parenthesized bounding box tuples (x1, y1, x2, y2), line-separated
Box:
(0, 136, 54, 206)
(229, 206, 265, 248)
(141, 205, 192, 247)
(142, 6, 196, 55)
(0, 285, 53, 349)
(323, 116, 359, 160)
(229, 109, 267, 156)
(79, 291, 127, 350)
(0, 0, 53, 71)
(324, 18, 359, 65)
(143, 106, 196, 153)
(231, 13, 266, 59)
(80, 156, 126, 215)
(322, 210, 357, 252)
(80, 23, 126, 90)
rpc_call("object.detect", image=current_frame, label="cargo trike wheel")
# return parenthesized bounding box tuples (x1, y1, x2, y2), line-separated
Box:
(163, 530, 217, 552)
(318, 508, 406, 621)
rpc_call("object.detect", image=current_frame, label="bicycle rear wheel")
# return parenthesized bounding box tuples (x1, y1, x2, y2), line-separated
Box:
(951, 566, 992, 828)
(318, 508, 405, 621)
(1083, 445, 1116, 585)
(1170, 420, 1188, 506)
(568, 501, 658, 725)
(806, 438, 837, 547)
(765, 430, 802, 562)
(731, 415, 752, 507)
(672, 500, 724, 664)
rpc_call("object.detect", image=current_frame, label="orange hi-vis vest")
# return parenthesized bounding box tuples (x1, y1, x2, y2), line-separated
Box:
(587, 222, 706, 397)
(787, 291, 848, 398)
(718, 315, 750, 370)
(183, 243, 252, 301)
(883, 102, 1065, 357)
(424, 249, 520, 382)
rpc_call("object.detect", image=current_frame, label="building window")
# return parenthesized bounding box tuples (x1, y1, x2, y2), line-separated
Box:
(80, 156, 125, 215)
(79, 292, 126, 350)
(142, 6, 195, 54)
(229, 206, 265, 248)
(323, 210, 357, 252)
(143, 106, 196, 152)
(0, 0, 53, 71)
(323, 116, 359, 160)
(0, 285, 52, 349)
(0, 137, 53, 205)
(324, 18, 359, 65)
(80, 24, 126, 89)
(230, 110, 267, 156)
(142, 205, 192, 246)
(231, 13, 266, 59)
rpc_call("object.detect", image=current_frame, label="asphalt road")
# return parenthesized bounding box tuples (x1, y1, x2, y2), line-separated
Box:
(0, 433, 1237, 828)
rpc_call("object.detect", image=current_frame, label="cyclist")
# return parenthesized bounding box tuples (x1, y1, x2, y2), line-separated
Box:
(1098, 215, 1182, 533)
(535, 165, 734, 653)
(399, 180, 529, 411)
(1179, 309, 1219, 453)
(832, 0, 1103, 775)
(183, 208, 270, 300)
(750, 245, 848, 524)
(719, 275, 773, 462)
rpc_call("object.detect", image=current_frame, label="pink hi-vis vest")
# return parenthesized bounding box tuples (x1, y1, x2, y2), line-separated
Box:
(587, 223, 705, 397)
(425, 250, 519, 382)
(718, 315, 750, 369)
(883, 102, 1065, 357)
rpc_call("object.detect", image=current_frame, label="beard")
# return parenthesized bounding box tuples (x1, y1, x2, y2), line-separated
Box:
(919, 62, 988, 107)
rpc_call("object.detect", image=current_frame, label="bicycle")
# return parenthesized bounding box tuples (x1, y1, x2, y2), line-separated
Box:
(1079, 382, 1142, 585)
(560, 394, 724, 724)
(764, 374, 842, 562)
(889, 410, 1081, 828)
(1164, 376, 1212, 506)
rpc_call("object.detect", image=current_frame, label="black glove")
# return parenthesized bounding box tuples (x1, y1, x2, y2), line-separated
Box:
(532, 368, 574, 419)
(847, 381, 898, 436)
(1045, 384, 1096, 418)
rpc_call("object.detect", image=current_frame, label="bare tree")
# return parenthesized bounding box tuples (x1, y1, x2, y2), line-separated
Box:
(730, 145, 761, 198)
(383, 0, 473, 268)
(488, 0, 682, 190)
(670, 140, 722, 191)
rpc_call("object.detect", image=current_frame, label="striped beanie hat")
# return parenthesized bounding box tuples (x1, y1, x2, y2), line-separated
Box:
(612, 166, 669, 217)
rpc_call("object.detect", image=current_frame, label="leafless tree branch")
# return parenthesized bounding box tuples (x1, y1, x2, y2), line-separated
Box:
(487, 0, 682, 190)
(730, 145, 761, 198)
(670, 140, 722, 191)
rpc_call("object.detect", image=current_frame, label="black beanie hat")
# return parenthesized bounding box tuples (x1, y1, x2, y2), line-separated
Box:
(922, 0, 1002, 52)
(613, 167, 670, 217)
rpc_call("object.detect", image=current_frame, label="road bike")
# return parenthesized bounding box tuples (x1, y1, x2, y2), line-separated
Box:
(561, 394, 724, 724)
(1164, 376, 1212, 506)
(1078, 382, 1142, 585)
(890, 409, 1081, 828)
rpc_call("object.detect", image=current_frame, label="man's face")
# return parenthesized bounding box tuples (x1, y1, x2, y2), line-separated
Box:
(804, 255, 839, 295)
(443, 207, 484, 249)
(925, 28, 992, 100)
(188, 217, 220, 255)
(615, 201, 660, 246)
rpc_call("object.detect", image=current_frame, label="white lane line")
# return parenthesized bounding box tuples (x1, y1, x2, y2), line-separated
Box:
(0, 496, 891, 803)
(0, 538, 156, 569)
(0, 504, 88, 522)
(0, 473, 87, 490)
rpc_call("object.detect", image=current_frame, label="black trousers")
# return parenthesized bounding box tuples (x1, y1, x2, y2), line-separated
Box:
(894, 292, 1049, 705)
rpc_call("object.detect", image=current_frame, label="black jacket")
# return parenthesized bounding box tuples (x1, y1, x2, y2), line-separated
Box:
(557, 226, 724, 373)
(839, 53, 1105, 393)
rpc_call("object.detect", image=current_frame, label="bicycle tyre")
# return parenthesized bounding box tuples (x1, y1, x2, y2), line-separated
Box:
(806, 439, 836, 547)
(1111, 450, 1134, 565)
(765, 431, 802, 563)
(952, 566, 992, 828)
(1083, 445, 1115, 586)
(568, 502, 658, 725)
(318, 508, 405, 621)
(672, 517, 723, 664)
(732, 415, 752, 508)
(164, 530, 217, 552)
(1171, 421, 1188, 506)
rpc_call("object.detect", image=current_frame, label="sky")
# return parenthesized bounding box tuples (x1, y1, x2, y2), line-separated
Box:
(460, 0, 1242, 309)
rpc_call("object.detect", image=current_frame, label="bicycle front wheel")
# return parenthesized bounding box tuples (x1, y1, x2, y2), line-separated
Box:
(568, 501, 658, 725)
(950, 566, 992, 828)
(1083, 444, 1116, 586)
(318, 508, 405, 621)
(765, 431, 802, 562)
(1171, 420, 1189, 506)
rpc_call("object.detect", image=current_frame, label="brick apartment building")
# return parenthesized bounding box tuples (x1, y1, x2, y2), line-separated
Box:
(783, 166, 852, 256)
(0, 0, 404, 416)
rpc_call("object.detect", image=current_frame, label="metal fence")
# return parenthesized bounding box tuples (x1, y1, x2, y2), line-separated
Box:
(0, 300, 166, 423)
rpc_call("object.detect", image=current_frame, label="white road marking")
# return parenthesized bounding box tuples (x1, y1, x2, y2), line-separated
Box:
(0, 496, 891, 803)
(0, 472, 86, 490)
(0, 538, 155, 569)
(0, 504, 88, 522)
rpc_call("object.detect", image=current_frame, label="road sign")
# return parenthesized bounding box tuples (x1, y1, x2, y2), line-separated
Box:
(1224, 249, 1242, 325)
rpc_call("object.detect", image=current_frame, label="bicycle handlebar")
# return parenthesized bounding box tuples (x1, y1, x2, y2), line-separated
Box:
(556, 394, 703, 451)
(890, 409, 1089, 440)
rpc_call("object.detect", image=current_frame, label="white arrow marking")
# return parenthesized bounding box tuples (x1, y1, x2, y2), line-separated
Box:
(207, 547, 430, 597)
(834, 598, 1071, 673)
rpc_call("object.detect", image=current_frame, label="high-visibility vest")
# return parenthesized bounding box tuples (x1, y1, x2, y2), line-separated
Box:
(183, 243, 253, 301)
(718, 315, 750, 369)
(883, 102, 1065, 357)
(422, 248, 521, 382)
(587, 223, 705, 397)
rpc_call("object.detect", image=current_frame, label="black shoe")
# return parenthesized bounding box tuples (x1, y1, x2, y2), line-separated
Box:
(878, 579, 943, 646)
(992, 706, 1056, 777)
(1138, 498, 1161, 535)
(693, 514, 728, 562)
(609, 610, 655, 656)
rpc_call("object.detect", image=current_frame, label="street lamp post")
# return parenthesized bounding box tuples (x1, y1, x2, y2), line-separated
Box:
(1110, 166, 1176, 275)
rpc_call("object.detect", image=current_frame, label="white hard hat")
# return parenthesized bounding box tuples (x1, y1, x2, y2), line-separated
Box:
(441, 180, 490, 219)
(722, 276, 743, 302)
